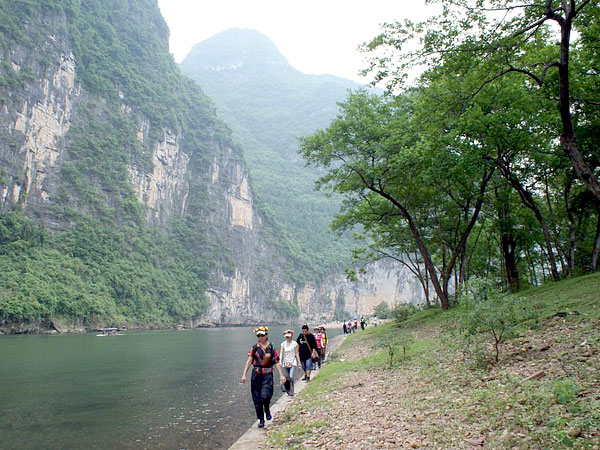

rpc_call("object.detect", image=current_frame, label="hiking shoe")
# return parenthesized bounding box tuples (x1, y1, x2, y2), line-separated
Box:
(266, 412, 272, 420)
(258, 419, 265, 428)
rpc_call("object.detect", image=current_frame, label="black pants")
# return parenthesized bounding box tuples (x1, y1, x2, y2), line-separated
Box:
(250, 370, 273, 420)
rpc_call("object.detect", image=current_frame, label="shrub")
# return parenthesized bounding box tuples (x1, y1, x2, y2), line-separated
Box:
(458, 276, 499, 304)
(461, 293, 538, 364)
(391, 303, 418, 323)
(553, 379, 580, 405)
(377, 329, 414, 368)
(373, 301, 390, 319)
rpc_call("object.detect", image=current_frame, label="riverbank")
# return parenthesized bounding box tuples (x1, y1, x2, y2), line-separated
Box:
(0, 320, 343, 336)
(265, 274, 600, 448)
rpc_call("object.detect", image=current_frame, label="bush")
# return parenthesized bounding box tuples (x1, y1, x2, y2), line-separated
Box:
(391, 303, 419, 323)
(457, 276, 499, 304)
(461, 293, 538, 364)
(373, 301, 390, 319)
(553, 379, 580, 405)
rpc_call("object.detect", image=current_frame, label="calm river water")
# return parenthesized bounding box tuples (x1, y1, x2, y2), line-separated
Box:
(0, 325, 340, 449)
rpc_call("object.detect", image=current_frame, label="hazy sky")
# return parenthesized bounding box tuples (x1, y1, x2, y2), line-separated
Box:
(156, 0, 434, 83)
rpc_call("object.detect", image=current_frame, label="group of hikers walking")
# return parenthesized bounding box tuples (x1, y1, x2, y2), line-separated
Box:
(343, 316, 376, 334)
(240, 324, 328, 428)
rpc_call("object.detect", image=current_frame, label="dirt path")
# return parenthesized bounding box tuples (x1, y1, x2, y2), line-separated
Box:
(265, 317, 599, 449)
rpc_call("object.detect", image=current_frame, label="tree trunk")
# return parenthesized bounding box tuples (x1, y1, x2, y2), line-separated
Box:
(424, 268, 431, 307)
(546, 176, 568, 274)
(497, 161, 561, 281)
(495, 186, 520, 291)
(369, 187, 450, 309)
(525, 248, 538, 286)
(540, 248, 547, 282)
(370, 165, 494, 310)
(563, 175, 577, 275)
(592, 212, 600, 272)
(501, 232, 520, 291)
(397, 203, 449, 309)
(441, 166, 496, 298)
(556, 14, 600, 201)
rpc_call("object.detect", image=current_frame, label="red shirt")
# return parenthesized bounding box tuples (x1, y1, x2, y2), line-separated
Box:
(248, 343, 279, 368)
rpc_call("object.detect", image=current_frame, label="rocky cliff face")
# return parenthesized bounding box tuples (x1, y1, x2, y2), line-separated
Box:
(0, 1, 421, 331)
(199, 259, 424, 326)
(1, 40, 79, 217)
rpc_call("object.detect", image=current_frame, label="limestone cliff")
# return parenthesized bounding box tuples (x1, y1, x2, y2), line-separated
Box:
(0, 1, 420, 331)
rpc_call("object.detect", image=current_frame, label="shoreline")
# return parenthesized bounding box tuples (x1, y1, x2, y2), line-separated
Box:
(0, 320, 347, 336)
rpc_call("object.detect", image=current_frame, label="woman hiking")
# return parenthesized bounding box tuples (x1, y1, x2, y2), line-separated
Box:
(279, 329, 301, 396)
(241, 326, 286, 428)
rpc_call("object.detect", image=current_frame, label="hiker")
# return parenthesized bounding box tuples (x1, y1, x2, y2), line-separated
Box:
(360, 316, 365, 330)
(314, 327, 323, 369)
(373, 316, 378, 328)
(241, 326, 286, 428)
(320, 326, 328, 363)
(279, 329, 301, 396)
(343, 321, 347, 334)
(296, 324, 318, 381)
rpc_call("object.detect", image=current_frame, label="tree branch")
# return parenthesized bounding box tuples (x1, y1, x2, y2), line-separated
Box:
(575, 0, 593, 15)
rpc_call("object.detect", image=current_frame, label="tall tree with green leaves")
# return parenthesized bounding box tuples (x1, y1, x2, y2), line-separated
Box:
(363, 0, 600, 201)
(300, 91, 496, 309)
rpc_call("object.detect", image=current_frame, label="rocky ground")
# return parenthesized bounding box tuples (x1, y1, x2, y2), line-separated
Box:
(266, 313, 600, 449)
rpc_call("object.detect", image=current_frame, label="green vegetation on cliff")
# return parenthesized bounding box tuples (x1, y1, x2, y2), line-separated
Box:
(0, 212, 213, 326)
(180, 29, 366, 283)
(0, 0, 239, 329)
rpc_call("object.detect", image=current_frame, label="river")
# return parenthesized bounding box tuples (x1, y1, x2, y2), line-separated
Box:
(0, 325, 340, 449)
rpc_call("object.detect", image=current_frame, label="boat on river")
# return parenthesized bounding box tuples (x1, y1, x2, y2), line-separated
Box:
(96, 328, 118, 337)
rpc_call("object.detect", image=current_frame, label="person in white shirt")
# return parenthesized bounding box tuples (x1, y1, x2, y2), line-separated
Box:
(280, 329, 301, 396)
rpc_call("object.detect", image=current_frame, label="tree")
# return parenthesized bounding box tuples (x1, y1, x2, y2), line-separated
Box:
(363, 0, 600, 202)
(300, 91, 496, 309)
(373, 301, 391, 319)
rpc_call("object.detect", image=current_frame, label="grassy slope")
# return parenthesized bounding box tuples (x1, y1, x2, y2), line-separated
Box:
(268, 273, 600, 449)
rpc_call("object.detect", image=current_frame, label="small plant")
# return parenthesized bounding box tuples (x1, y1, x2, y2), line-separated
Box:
(461, 294, 538, 363)
(378, 329, 414, 368)
(460, 334, 491, 370)
(553, 379, 580, 405)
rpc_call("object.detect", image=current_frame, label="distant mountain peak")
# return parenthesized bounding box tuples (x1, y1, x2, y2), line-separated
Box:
(182, 28, 290, 72)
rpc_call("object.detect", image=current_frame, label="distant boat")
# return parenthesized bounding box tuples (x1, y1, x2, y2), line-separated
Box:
(96, 328, 119, 337)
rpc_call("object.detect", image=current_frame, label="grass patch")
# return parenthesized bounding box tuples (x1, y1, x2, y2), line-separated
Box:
(268, 273, 600, 448)
(268, 421, 328, 449)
